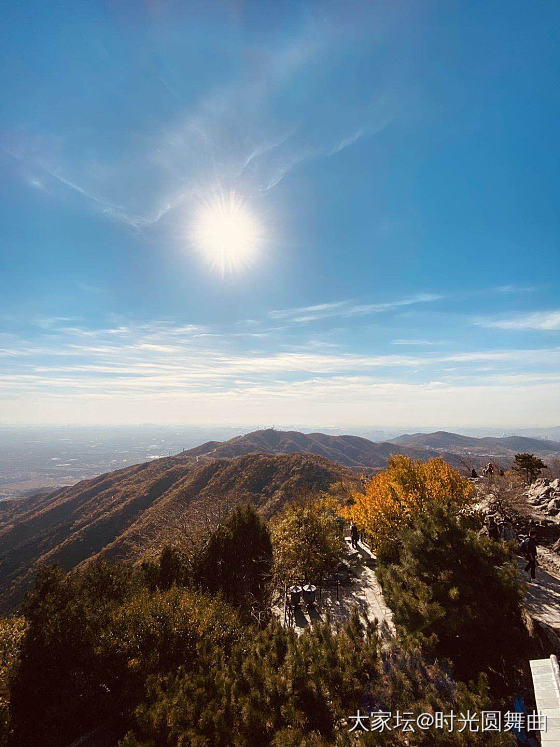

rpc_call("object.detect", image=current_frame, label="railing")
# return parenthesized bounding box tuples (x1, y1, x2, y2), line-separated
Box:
(551, 654, 560, 701)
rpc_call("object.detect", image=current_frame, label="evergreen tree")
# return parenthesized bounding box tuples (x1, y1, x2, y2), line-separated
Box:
(122, 613, 508, 746)
(8, 561, 243, 747)
(0, 616, 26, 747)
(513, 452, 547, 483)
(9, 562, 136, 747)
(140, 544, 190, 590)
(378, 503, 526, 688)
(194, 504, 273, 612)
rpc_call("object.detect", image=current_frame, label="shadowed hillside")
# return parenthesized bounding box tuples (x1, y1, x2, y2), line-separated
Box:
(0, 452, 358, 613)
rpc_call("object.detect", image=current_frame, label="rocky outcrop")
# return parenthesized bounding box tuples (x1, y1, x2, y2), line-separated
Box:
(526, 478, 560, 518)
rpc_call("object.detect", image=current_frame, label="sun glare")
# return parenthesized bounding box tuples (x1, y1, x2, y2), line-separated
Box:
(192, 192, 262, 273)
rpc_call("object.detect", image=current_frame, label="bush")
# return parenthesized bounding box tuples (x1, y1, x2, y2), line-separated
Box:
(8, 561, 243, 747)
(9, 562, 136, 746)
(123, 613, 378, 746)
(271, 496, 345, 583)
(122, 613, 509, 746)
(0, 616, 26, 747)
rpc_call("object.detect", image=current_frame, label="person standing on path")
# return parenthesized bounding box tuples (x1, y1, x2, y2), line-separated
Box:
(488, 517, 500, 541)
(524, 530, 538, 582)
(350, 522, 359, 550)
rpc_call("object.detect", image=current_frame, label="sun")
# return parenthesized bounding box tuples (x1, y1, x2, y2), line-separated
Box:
(192, 192, 262, 273)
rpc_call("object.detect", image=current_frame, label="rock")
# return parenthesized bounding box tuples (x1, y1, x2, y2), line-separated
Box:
(546, 498, 560, 515)
(550, 478, 560, 490)
(529, 494, 548, 504)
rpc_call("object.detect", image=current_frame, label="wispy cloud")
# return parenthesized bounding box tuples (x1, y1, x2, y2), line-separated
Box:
(494, 284, 538, 294)
(476, 310, 560, 330)
(1, 314, 560, 425)
(2, 6, 399, 231)
(391, 339, 441, 346)
(269, 293, 443, 323)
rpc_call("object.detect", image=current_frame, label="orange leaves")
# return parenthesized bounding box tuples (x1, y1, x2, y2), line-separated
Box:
(343, 456, 474, 556)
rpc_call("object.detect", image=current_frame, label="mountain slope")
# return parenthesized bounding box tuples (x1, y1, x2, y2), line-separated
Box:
(0, 452, 357, 613)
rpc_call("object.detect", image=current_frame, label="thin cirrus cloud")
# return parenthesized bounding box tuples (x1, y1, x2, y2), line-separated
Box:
(2, 317, 560, 387)
(391, 339, 442, 346)
(2, 5, 399, 235)
(269, 293, 443, 323)
(476, 310, 560, 331)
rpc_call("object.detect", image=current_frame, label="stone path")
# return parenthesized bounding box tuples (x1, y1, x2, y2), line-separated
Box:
(519, 550, 560, 631)
(340, 537, 395, 635)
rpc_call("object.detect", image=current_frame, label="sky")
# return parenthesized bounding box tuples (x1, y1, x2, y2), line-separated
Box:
(1, 0, 559, 429)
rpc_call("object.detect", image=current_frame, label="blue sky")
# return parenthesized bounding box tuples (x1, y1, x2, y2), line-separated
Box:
(1, 0, 559, 427)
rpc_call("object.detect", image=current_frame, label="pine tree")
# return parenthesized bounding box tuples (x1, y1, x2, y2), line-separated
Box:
(195, 504, 273, 612)
(513, 452, 547, 483)
(378, 503, 526, 687)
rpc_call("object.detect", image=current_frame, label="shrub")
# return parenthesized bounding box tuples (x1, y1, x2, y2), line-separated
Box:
(0, 616, 26, 747)
(271, 496, 345, 583)
(8, 561, 243, 747)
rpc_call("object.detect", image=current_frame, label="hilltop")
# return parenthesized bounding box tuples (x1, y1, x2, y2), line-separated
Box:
(180, 427, 457, 467)
(182, 427, 560, 469)
(0, 451, 358, 613)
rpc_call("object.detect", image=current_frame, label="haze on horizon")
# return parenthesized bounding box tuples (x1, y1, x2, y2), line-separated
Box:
(1, 1, 559, 429)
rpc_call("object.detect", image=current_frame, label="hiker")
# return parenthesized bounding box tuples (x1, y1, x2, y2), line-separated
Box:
(350, 522, 359, 550)
(500, 520, 516, 542)
(471, 468, 478, 478)
(488, 517, 500, 541)
(523, 530, 538, 581)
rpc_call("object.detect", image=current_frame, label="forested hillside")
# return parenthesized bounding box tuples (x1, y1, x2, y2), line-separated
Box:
(0, 452, 357, 613)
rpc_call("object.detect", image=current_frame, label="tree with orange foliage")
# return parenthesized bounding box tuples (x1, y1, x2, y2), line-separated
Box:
(341, 455, 475, 560)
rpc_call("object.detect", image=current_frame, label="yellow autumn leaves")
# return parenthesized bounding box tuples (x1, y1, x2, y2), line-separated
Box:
(342, 455, 475, 558)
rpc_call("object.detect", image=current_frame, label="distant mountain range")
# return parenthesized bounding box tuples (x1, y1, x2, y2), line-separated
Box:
(389, 430, 560, 456)
(1, 427, 559, 613)
(181, 428, 560, 468)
